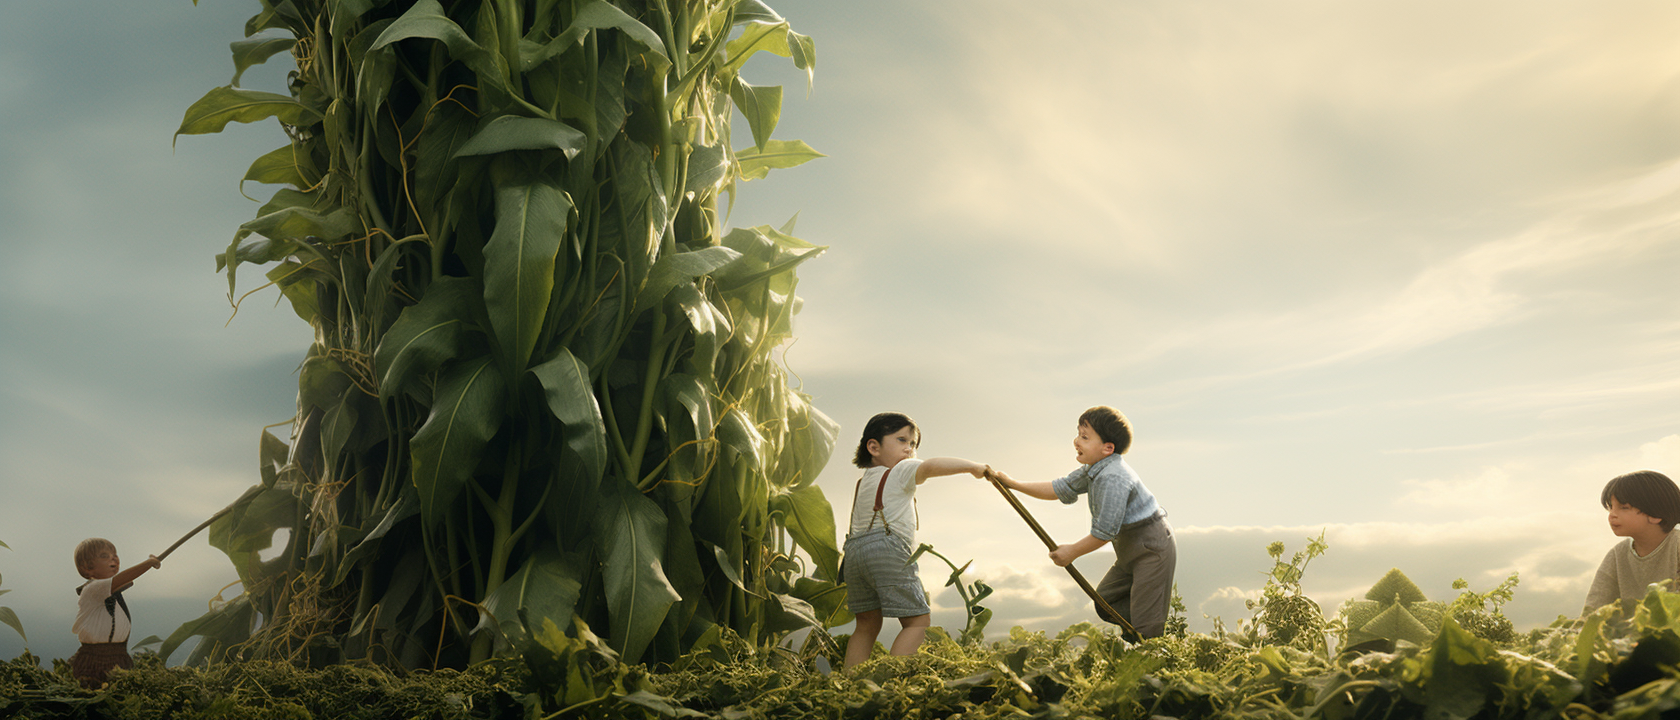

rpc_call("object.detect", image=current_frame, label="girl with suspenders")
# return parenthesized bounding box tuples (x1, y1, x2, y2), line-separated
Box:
(841, 413, 989, 668)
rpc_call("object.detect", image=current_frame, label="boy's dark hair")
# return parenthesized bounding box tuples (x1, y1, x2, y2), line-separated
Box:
(74, 538, 115, 579)
(1079, 406, 1132, 455)
(1602, 470, 1680, 533)
(853, 412, 919, 468)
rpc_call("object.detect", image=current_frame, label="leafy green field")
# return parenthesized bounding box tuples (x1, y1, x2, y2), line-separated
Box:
(6, 604, 1680, 719)
(9, 545, 1680, 720)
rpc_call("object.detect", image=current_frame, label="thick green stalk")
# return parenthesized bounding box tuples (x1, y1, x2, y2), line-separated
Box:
(628, 309, 669, 485)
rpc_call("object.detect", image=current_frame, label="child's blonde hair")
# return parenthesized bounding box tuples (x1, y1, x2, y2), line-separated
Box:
(73, 538, 115, 578)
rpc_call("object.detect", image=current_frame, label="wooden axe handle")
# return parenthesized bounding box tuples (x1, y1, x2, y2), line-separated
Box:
(984, 469, 1139, 639)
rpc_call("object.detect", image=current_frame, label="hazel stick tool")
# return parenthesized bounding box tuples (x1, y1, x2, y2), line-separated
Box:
(983, 468, 1140, 639)
(156, 484, 265, 561)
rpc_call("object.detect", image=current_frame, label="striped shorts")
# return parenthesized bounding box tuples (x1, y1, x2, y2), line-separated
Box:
(842, 528, 929, 617)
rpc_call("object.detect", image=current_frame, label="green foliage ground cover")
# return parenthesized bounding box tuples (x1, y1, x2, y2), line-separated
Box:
(10, 542, 1680, 720)
(6, 606, 1680, 719)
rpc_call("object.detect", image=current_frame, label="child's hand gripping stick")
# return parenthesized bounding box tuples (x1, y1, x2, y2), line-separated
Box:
(983, 468, 1140, 640)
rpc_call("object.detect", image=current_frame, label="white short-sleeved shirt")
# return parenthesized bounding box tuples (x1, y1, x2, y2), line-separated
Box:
(72, 578, 131, 644)
(848, 459, 923, 549)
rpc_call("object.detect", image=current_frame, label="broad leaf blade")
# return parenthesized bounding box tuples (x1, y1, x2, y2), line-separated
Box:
(177, 86, 323, 140)
(531, 349, 608, 493)
(477, 549, 585, 647)
(634, 246, 741, 315)
(242, 145, 309, 190)
(594, 479, 680, 663)
(456, 115, 586, 159)
(483, 181, 570, 374)
(769, 482, 840, 582)
(735, 139, 825, 180)
(373, 277, 479, 400)
(230, 36, 296, 86)
(0, 607, 23, 643)
(729, 79, 782, 151)
(410, 355, 506, 525)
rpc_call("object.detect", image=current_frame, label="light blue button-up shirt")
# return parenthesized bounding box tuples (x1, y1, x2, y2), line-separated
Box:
(1051, 454, 1161, 542)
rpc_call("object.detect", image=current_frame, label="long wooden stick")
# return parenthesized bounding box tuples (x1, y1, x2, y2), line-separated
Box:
(156, 505, 238, 561)
(983, 469, 1140, 639)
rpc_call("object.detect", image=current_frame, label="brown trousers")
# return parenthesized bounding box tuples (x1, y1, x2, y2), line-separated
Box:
(70, 641, 132, 689)
(1094, 517, 1177, 639)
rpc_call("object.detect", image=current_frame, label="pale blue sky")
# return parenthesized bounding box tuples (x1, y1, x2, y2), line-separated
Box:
(3, 0, 1679, 661)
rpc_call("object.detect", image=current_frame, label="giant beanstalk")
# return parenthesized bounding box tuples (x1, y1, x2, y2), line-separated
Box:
(168, 0, 843, 668)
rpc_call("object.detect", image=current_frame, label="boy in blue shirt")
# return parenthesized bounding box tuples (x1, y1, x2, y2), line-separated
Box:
(994, 406, 1176, 639)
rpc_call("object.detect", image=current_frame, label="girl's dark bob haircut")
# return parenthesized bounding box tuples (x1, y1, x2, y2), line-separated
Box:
(853, 412, 919, 469)
(1602, 470, 1680, 533)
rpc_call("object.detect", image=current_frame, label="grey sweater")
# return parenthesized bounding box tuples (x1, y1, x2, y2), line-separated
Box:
(1583, 532, 1680, 616)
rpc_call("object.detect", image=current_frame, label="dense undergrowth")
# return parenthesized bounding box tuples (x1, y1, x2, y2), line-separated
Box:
(6, 609, 1680, 719)
(8, 539, 1680, 719)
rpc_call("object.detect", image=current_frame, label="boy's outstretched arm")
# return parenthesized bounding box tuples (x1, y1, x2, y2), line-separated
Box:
(990, 469, 1058, 501)
(111, 555, 162, 591)
(914, 458, 988, 484)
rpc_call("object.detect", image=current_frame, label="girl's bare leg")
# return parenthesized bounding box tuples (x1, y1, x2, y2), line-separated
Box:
(846, 610, 885, 668)
(889, 613, 930, 656)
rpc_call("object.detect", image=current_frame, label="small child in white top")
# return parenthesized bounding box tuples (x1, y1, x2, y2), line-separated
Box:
(69, 538, 161, 688)
(841, 412, 987, 669)
(1583, 470, 1680, 618)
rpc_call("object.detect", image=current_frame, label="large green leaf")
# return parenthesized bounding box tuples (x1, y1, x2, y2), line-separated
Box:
(207, 484, 299, 586)
(768, 482, 839, 582)
(519, 0, 669, 71)
(734, 139, 825, 180)
(410, 355, 506, 525)
(410, 93, 478, 213)
(160, 596, 255, 665)
(729, 79, 782, 151)
(349, 20, 398, 114)
(790, 576, 852, 628)
(634, 246, 741, 315)
(370, 0, 492, 71)
(267, 261, 322, 323)
(373, 276, 479, 400)
(780, 399, 837, 489)
(456, 115, 586, 159)
(483, 181, 571, 374)
(531, 349, 608, 492)
(177, 86, 323, 139)
(240, 204, 361, 244)
(593, 478, 680, 663)
(477, 548, 585, 647)
(724, 21, 792, 75)
(241, 144, 309, 191)
(0, 607, 23, 643)
(229, 36, 296, 86)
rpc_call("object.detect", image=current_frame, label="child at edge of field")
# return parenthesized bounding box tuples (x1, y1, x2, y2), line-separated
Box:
(991, 406, 1176, 641)
(1582, 470, 1680, 618)
(69, 538, 161, 689)
(842, 412, 989, 669)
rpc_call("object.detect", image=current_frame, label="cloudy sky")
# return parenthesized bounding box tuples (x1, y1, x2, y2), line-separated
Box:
(3, 0, 1679, 662)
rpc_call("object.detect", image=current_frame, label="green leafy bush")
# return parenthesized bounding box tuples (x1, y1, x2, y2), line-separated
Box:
(1340, 568, 1518, 647)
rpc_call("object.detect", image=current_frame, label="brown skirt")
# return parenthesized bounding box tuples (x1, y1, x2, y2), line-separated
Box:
(70, 641, 132, 688)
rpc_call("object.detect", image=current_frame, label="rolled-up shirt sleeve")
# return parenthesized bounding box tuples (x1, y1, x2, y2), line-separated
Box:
(1050, 467, 1087, 505)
